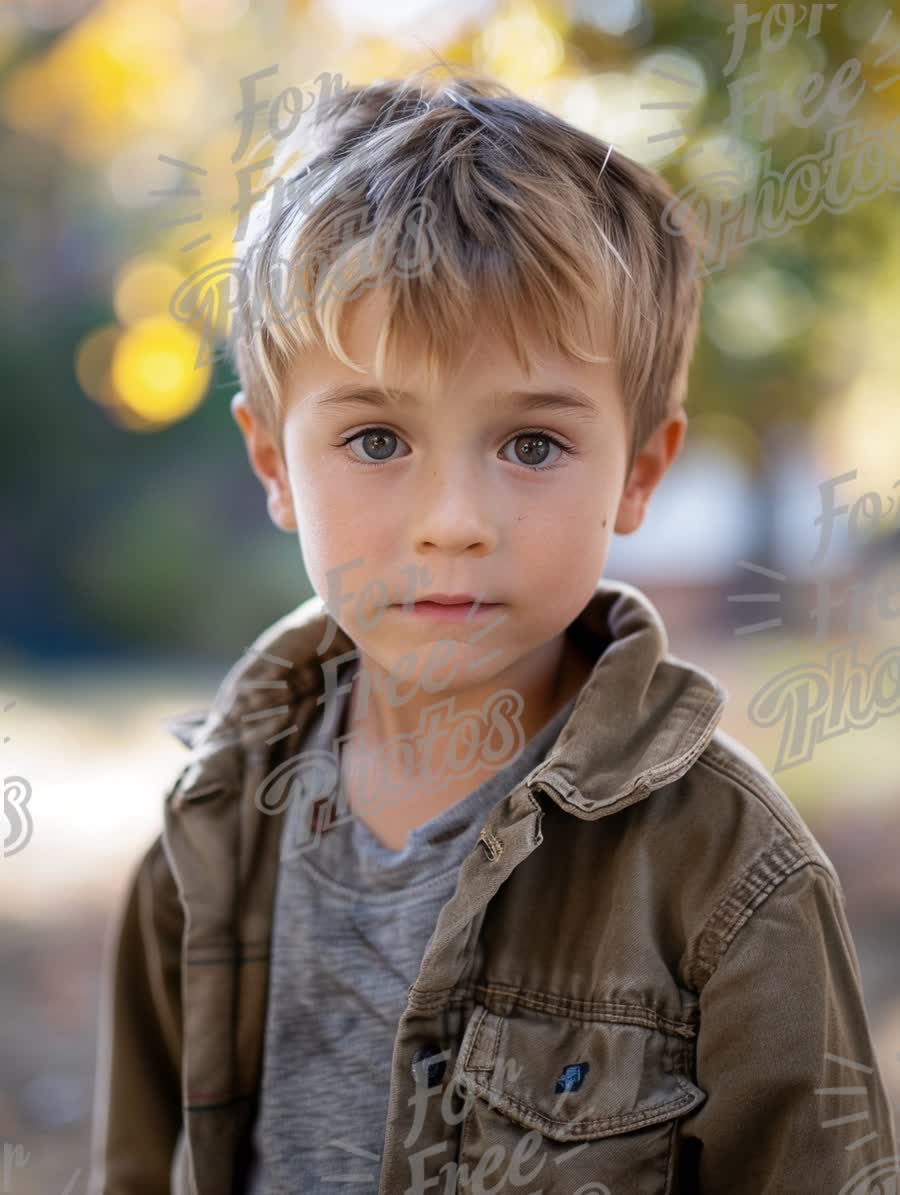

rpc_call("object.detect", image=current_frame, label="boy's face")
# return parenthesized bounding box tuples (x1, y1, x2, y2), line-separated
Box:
(233, 286, 686, 691)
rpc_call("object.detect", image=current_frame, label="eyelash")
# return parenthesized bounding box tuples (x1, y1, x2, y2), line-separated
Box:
(335, 426, 577, 471)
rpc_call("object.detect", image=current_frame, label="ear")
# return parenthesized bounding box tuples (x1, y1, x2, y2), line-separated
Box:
(230, 391, 297, 532)
(614, 409, 687, 536)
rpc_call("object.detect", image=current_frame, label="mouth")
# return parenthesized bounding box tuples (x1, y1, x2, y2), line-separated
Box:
(415, 593, 487, 605)
(393, 594, 504, 620)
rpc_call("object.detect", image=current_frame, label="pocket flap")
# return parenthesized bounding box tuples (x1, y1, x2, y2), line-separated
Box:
(451, 1003, 706, 1142)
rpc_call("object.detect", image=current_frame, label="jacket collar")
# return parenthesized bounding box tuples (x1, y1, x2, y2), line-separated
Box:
(163, 577, 727, 820)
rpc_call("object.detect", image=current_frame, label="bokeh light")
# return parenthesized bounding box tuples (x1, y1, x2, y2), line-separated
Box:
(74, 324, 121, 405)
(109, 315, 210, 423)
(112, 257, 185, 325)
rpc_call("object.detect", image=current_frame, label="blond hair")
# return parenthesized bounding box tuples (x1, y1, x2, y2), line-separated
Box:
(228, 65, 702, 475)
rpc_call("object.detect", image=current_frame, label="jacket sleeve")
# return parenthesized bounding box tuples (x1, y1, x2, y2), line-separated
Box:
(678, 861, 899, 1192)
(87, 835, 185, 1195)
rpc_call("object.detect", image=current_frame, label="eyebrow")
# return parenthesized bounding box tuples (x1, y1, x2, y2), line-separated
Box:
(308, 384, 599, 420)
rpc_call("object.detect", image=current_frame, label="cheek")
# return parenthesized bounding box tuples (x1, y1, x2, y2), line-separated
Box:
(288, 435, 351, 528)
(511, 492, 615, 598)
(290, 471, 397, 603)
(513, 483, 615, 550)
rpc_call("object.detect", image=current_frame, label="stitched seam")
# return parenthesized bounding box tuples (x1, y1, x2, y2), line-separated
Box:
(696, 746, 836, 862)
(471, 1078, 700, 1136)
(471, 983, 697, 1037)
(456, 1005, 704, 1137)
(664, 1114, 678, 1194)
(479, 827, 503, 860)
(459, 1088, 474, 1175)
(487, 1012, 501, 1084)
(690, 857, 835, 988)
(634, 686, 725, 792)
(461, 1005, 490, 1072)
(538, 680, 723, 810)
(689, 853, 799, 986)
(629, 685, 724, 799)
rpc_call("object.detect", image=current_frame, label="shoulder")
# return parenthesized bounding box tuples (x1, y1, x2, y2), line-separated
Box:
(667, 727, 846, 985)
(692, 726, 840, 886)
(160, 593, 354, 806)
(163, 593, 337, 750)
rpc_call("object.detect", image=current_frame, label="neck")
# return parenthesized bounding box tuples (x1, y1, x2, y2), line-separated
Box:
(342, 629, 593, 790)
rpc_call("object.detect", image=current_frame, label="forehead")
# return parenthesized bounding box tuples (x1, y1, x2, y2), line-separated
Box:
(286, 285, 621, 416)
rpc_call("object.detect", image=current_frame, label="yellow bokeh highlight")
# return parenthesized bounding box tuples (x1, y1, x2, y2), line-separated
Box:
(1, 0, 192, 161)
(74, 324, 121, 405)
(156, 212, 240, 281)
(110, 316, 211, 425)
(476, 1, 565, 88)
(339, 38, 430, 88)
(177, 0, 251, 34)
(814, 232, 900, 499)
(113, 258, 186, 325)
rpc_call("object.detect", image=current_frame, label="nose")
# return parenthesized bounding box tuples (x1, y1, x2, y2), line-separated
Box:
(411, 457, 498, 556)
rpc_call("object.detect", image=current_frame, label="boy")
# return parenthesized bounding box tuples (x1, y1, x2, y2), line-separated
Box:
(88, 70, 897, 1194)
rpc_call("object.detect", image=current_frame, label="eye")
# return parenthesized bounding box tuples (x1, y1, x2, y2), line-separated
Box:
(500, 430, 573, 470)
(337, 426, 575, 470)
(340, 426, 411, 465)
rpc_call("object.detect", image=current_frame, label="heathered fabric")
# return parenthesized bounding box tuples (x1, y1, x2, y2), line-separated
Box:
(243, 657, 577, 1194)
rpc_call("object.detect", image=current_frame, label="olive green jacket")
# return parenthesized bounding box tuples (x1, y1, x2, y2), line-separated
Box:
(87, 578, 898, 1194)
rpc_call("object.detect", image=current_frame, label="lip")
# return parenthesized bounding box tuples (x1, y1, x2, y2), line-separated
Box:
(415, 593, 483, 605)
(391, 594, 503, 621)
(405, 601, 501, 621)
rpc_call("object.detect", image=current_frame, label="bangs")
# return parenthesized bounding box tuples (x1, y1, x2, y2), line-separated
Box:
(229, 66, 701, 468)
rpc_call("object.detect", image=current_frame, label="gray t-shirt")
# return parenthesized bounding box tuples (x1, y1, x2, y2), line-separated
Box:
(243, 658, 577, 1194)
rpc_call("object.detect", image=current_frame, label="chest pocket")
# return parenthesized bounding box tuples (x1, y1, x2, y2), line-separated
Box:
(448, 1001, 706, 1195)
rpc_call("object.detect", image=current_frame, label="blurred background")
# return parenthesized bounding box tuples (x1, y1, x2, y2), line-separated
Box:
(1, 0, 899, 1189)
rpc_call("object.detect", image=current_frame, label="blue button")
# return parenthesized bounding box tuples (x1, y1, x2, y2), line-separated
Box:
(555, 1061, 590, 1093)
(411, 1042, 447, 1087)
